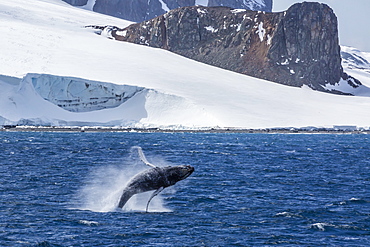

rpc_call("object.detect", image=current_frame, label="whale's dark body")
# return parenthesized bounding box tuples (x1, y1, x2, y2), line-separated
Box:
(118, 148, 194, 211)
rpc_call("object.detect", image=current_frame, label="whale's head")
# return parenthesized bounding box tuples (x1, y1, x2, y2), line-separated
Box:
(165, 165, 194, 185)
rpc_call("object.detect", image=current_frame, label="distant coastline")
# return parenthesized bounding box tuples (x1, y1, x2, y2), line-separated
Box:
(1, 125, 368, 134)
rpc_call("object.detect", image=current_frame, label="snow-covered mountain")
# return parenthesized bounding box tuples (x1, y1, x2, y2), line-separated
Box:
(342, 46, 370, 72)
(1, 0, 370, 129)
(66, 0, 273, 22)
(339, 46, 370, 95)
(103, 3, 361, 95)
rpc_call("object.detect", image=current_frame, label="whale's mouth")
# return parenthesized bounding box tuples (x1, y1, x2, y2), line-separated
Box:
(180, 165, 194, 180)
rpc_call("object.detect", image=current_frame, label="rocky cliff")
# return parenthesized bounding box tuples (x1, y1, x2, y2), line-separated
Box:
(92, 2, 361, 94)
(62, 0, 272, 22)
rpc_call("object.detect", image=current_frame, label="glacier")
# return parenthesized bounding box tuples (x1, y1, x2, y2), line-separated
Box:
(0, 73, 218, 127)
(1, 0, 370, 129)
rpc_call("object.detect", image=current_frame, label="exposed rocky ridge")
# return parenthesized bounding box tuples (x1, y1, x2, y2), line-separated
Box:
(62, 0, 272, 22)
(91, 2, 361, 94)
(208, 0, 272, 12)
(62, 0, 88, 6)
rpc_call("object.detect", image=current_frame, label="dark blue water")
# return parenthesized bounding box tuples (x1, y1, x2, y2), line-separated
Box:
(1, 132, 369, 246)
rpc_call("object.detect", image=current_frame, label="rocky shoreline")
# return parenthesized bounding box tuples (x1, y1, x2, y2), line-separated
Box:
(1, 126, 367, 134)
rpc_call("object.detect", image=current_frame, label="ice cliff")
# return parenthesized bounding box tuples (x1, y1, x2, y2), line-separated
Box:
(0, 73, 218, 127)
(27, 74, 144, 112)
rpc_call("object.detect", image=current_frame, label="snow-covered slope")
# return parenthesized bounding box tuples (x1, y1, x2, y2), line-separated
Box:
(0, 74, 217, 127)
(341, 46, 370, 88)
(323, 46, 370, 96)
(1, 0, 370, 129)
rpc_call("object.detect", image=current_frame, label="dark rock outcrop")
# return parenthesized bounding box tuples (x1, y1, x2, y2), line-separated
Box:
(93, 2, 360, 94)
(62, 0, 88, 6)
(208, 0, 272, 12)
(92, 0, 273, 22)
(93, 0, 164, 23)
(266, 3, 343, 90)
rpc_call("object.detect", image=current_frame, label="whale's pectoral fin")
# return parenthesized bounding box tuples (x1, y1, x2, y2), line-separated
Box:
(146, 187, 165, 212)
(118, 189, 134, 209)
(137, 147, 157, 168)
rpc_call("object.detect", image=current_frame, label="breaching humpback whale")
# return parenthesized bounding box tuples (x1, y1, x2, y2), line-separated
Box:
(118, 147, 194, 212)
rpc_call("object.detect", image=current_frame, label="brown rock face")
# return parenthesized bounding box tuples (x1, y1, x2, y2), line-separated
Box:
(96, 3, 360, 94)
(267, 3, 342, 90)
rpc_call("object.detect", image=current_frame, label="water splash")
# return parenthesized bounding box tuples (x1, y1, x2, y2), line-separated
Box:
(74, 147, 172, 213)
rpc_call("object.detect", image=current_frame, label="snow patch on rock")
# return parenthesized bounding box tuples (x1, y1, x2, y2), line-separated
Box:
(204, 26, 218, 33)
(256, 21, 266, 42)
(159, 0, 170, 12)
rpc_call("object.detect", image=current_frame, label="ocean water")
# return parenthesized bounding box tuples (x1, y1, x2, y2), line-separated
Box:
(0, 132, 369, 246)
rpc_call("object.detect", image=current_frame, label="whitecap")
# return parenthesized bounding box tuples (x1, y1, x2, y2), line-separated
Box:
(275, 211, 291, 217)
(310, 222, 333, 231)
(275, 211, 302, 218)
(350, 197, 361, 201)
(344, 237, 360, 241)
(79, 220, 99, 226)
